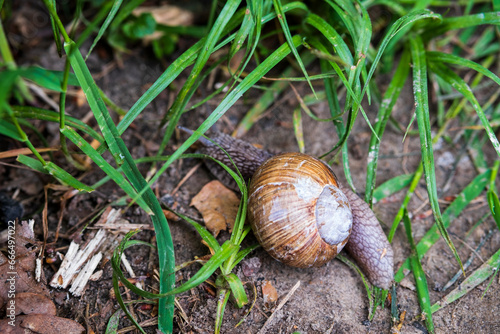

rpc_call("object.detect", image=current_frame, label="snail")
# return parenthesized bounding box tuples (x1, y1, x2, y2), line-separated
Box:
(181, 128, 394, 289)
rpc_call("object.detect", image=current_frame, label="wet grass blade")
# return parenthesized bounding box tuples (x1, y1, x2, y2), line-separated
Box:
(426, 51, 500, 86)
(428, 61, 500, 158)
(11, 106, 104, 143)
(395, 169, 492, 282)
(158, 0, 243, 154)
(167, 241, 239, 296)
(224, 273, 249, 308)
(423, 11, 500, 38)
(273, 0, 315, 96)
(214, 289, 231, 334)
(61, 126, 151, 213)
(365, 48, 411, 206)
(372, 173, 415, 203)
(43, 162, 94, 192)
(403, 210, 434, 333)
(431, 247, 500, 314)
(292, 106, 305, 153)
(487, 161, 500, 229)
(142, 35, 303, 199)
(17, 154, 46, 174)
(410, 35, 463, 273)
(164, 208, 220, 252)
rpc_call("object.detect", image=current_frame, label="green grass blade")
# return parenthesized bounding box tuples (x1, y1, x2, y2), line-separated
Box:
(61, 126, 151, 213)
(365, 48, 411, 205)
(163, 208, 220, 252)
(43, 162, 94, 192)
(272, 0, 314, 96)
(104, 308, 121, 334)
(214, 288, 231, 334)
(11, 106, 104, 143)
(17, 154, 46, 174)
(0, 120, 24, 141)
(428, 62, 500, 158)
(59, 36, 175, 333)
(158, 0, 243, 154)
(410, 35, 463, 272)
(225, 273, 249, 308)
(361, 10, 441, 103)
(424, 11, 500, 38)
(167, 241, 239, 296)
(64, 41, 123, 163)
(305, 14, 353, 68)
(395, 169, 492, 282)
(143, 35, 303, 199)
(427, 51, 500, 86)
(19, 66, 78, 92)
(373, 173, 415, 203)
(403, 210, 435, 333)
(431, 247, 500, 314)
(487, 190, 500, 230)
(229, 244, 260, 272)
(112, 273, 146, 334)
(292, 106, 305, 153)
(86, 0, 123, 60)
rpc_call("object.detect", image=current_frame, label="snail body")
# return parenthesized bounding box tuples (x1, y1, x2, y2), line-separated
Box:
(181, 128, 394, 289)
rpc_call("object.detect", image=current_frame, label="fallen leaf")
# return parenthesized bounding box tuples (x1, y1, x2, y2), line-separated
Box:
(14, 292, 56, 316)
(132, 5, 194, 27)
(262, 281, 278, 309)
(190, 180, 239, 236)
(21, 314, 85, 334)
(132, 5, 194, 42)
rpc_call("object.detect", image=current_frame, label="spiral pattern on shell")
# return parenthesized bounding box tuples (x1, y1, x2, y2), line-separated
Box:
(247, 153, 353, 268)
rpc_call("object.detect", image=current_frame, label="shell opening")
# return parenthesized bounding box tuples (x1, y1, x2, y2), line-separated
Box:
(315, 185, 352, 248)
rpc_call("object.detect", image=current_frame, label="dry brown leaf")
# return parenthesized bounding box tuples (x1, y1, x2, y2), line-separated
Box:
(262, 281, 278, 309)
(132, 5, 194, 42)
(20, 314, 85, 334)
(14, 292, 56, 316)
(0, 314, 85, 334)
(132, 5, 194, 26)
(190, 180, 239, 236)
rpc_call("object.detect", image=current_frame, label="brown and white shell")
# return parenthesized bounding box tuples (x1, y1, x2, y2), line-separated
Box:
(247, 152, 353, 268)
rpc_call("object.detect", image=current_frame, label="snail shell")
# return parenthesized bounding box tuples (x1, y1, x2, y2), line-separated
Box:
(248, 152, 353, 267)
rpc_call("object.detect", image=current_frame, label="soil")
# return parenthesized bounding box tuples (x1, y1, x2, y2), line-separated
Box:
(1, 2, 500, 334)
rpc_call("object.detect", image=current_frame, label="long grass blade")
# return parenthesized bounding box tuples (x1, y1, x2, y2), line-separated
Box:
(428, 61, 500, 158)
(86, 0, 123, 60)
(365, 48, 411, 205)
(395, 169, 492, 282)
(403, 210, 435, 333)
(410, 35, 463, 272)
(431, 247, 500, 314)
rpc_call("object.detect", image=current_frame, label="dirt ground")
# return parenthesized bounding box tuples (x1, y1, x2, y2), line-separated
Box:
(2, 3, 500, 334)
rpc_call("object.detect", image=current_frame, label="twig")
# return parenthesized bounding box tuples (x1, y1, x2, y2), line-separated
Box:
(172, 162, 202, 195)
(258, 280, 301, 334)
